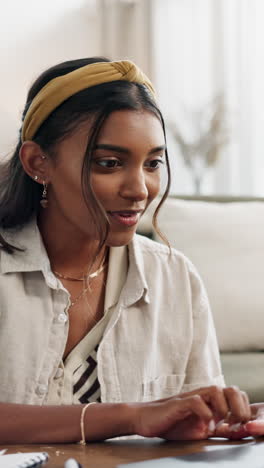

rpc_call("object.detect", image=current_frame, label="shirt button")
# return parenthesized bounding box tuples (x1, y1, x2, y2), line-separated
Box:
(57, 313, 68, 323)
(54, 367, 64, 379)
(36, 384, 48, 395)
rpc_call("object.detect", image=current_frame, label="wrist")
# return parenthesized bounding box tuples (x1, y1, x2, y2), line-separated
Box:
(83, 402, 139, 441)
(124, 403, 142, 436)
(126, 402, 147, 437)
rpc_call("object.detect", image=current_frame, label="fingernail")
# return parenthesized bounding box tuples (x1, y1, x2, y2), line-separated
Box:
(208, 419, 216, 432)
(215, 419, 225, 429)
(230, 423, 242, 432)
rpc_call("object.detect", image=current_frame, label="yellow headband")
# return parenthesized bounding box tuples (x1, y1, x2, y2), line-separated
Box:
(21, 60, 156, 142)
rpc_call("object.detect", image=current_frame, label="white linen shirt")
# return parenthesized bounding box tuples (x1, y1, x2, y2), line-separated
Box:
(0, 219, 224, 405)
(46, 245, 128, 405)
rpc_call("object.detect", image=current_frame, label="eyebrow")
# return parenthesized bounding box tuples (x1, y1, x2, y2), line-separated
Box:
(94, 143, 166, 155)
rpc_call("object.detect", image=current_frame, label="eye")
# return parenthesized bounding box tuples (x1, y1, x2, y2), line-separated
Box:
(145, 159, 164, 170)
(94, 159, 121, 169)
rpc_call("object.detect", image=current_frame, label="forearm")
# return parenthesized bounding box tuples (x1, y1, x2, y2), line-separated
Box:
(0, 388, 250, 444)
(0, 402, 134, 444)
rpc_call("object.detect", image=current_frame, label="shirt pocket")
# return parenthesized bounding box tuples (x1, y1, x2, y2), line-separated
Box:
(142, 374, 186, 401)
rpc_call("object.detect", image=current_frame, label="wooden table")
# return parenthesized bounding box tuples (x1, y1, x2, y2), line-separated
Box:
(1, 437, 264, 468)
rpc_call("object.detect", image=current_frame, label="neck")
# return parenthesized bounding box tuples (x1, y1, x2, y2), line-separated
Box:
(38, 210, 107, 275)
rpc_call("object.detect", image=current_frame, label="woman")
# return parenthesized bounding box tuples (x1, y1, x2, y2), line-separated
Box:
(0, 57, 263, 444)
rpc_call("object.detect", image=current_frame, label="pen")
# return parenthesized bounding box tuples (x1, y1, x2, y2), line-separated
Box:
(64, 458, 83, 468)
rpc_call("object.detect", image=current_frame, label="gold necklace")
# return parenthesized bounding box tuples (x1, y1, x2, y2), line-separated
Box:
(54, 262, 106, 282)
(69, 262, 107, 308)
(53, 255, 108, 308)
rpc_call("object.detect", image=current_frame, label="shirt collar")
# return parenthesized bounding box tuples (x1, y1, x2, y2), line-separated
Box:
(120, 234, 150, 307)
(1, 218, 50, 273)
(0, 220, 150, 303)
(104, 245, 128, 310)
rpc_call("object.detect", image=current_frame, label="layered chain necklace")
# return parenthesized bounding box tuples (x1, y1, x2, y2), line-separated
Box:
(53, 254, 108, 308)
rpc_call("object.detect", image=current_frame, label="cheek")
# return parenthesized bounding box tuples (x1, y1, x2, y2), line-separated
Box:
(90, 172, 161, 205)
(52, 175, 83, 205)
(146, 173, 161, 200)
(90, 174, 116, 203)
(49, 165, 87, 215)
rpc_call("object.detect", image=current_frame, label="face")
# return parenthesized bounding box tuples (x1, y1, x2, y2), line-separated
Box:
(46, 109, 166, 247)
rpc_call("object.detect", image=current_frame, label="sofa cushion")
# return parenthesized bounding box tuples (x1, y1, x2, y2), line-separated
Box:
(149, 198, 264, 352)
(221, 352, 264, 402)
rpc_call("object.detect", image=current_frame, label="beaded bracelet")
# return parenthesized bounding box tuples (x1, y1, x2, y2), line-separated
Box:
(78, 402, 97, 445)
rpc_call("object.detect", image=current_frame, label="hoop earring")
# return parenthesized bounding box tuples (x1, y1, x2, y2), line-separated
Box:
(40, 182, 48, 208)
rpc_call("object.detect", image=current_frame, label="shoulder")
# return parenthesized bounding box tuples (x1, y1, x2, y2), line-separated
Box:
(132, 235, 211, 318)
(133, 233, 195, 272)
(0, 220, 35, 253)
(131, 234, 204, 296)
(0, 218, 49, 275)
(133, 234, 207, 295)
(128, 235, 210, 321)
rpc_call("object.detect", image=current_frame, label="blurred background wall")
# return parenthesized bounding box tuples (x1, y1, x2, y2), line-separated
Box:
(1, 0, 263, 196)
(0, 0, 101, 156)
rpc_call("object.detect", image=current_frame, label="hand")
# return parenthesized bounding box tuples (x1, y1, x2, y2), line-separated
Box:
(132, 385, 251, 440)
(208, 403, 264, 440)
(245, 403, 264, 436)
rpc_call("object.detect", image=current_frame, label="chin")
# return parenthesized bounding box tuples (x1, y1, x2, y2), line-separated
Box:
(106, 231, 136, 247)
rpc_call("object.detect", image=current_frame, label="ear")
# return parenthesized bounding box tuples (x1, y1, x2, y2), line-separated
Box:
(19, 141, 50, 183)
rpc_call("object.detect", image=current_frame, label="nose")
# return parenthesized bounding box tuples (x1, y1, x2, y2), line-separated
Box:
(119, 168, 148, 202)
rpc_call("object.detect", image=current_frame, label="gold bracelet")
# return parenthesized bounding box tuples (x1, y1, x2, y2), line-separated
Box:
(78, 402, 97, 445)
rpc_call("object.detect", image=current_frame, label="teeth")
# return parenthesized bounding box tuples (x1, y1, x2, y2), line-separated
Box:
(118, 213, 136, 217)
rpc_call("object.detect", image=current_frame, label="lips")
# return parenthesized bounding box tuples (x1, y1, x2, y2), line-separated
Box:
(107, 210, 142, 227)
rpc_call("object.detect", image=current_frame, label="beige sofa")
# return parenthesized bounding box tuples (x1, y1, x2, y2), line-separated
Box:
(138, 195, 264, 402)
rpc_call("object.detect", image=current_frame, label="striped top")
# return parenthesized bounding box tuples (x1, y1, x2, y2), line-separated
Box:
(73, 344, 100, 403)
(46, 245, 128, 405)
